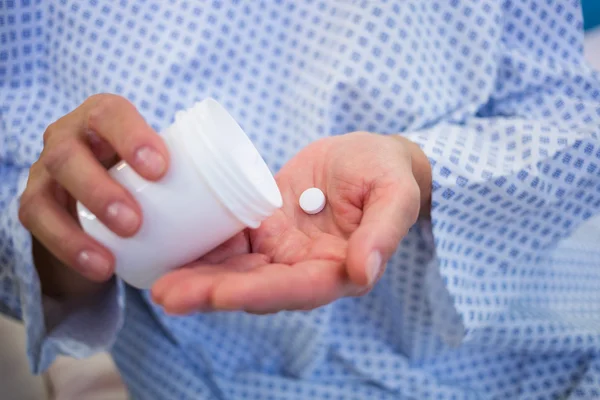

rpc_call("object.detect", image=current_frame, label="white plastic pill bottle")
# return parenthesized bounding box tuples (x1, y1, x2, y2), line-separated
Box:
(77, 98, 282, 289)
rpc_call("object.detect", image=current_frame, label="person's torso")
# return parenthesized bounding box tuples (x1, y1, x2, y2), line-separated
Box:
(12, 2, 594, 399)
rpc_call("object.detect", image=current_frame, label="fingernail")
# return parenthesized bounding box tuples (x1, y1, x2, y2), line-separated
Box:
(106, 202, 140, 233)
(77, 250, 111, 277)
(134, 146, 166, 177)
(366, 251, 382, 285)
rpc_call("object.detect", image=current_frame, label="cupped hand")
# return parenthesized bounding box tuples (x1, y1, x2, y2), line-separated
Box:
(152, 132, 430, 314)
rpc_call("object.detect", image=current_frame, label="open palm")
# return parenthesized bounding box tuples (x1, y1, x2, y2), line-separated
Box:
(151, 132, 422, 314)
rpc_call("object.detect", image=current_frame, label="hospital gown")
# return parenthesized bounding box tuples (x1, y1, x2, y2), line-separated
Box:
(1, 1, 600, 399)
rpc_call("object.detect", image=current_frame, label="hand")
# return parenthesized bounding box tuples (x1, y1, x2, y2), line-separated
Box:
(19, 94, 169, 299)
(152, 132, 431, 314)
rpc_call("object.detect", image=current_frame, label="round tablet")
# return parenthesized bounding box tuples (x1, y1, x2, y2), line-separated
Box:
(299, 187, 326, 215)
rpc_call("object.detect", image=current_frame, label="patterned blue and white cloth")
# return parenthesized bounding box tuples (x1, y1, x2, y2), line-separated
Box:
(2, 1, 600, 399)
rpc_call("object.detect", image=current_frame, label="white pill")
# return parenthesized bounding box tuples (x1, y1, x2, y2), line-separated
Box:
(299, 187, 326, 215)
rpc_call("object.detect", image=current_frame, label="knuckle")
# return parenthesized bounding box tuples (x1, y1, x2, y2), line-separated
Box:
(18, 191, 39, 227)
(42, 121, 61, 145)
(17, 206, 29, 227)
(348, 130, 370, 136)
(41, 138, 73, 175)
(86, 184, 115, 209)
(87, 181, 130, 216)
(27, 160, 42, 179)
(85, 93, 129, 109)
(85, 94, 133, 133)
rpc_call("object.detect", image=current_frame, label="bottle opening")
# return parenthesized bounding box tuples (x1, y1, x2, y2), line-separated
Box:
(174, 99, 282, 228)
(200, 98, 283, 210)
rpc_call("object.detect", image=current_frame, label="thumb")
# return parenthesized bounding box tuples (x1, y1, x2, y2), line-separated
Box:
(346, 177, 420, 289)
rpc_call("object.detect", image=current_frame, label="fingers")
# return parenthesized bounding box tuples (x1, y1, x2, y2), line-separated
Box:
(78, 94, 169, 179)
(19, 170, 114, 281)
(86, 131, 120, 166)
(151, 259, 347, 315)
(20, 93, 166, 285)
(42, 138, 142, 236)
(151, 253, 270, 314)
(39, 93, 169, 237)
(211, 260, 346, 314)
(346, 177, 421, 287)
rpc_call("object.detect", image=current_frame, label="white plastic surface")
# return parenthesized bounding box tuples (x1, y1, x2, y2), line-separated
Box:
(299, 187, 326, 215)
(77, 99, 282, 289)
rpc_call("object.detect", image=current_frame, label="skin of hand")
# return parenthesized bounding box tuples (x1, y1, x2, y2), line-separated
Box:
(19, 94, 170, 300)
(151, 131, 432, 315)
(19, 93, 432, 309)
